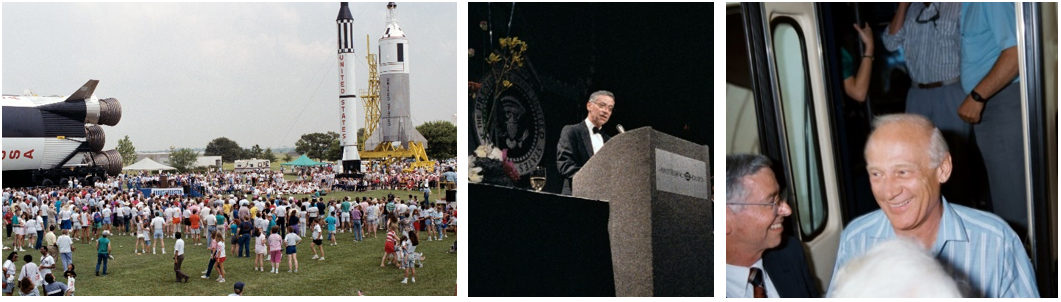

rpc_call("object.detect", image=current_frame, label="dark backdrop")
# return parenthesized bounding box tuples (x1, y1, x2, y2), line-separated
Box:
(469, 3, 713, 194)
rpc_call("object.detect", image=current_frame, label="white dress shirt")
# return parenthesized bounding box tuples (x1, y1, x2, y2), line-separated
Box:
(726, 258, 780, 298)
(584, 119, 604, 154)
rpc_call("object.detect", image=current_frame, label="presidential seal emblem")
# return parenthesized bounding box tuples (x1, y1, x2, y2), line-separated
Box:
(473, 72, 547, 176)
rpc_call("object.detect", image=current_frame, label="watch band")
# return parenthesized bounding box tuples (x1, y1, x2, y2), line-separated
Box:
(970, 90, 988, 104)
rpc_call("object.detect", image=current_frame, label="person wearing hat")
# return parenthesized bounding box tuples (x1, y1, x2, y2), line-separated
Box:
(229, 282, 244, 296)
(94, 231, 110, 276)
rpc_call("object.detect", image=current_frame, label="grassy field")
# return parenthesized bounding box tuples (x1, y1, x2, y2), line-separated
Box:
(12, 189, 457, 296)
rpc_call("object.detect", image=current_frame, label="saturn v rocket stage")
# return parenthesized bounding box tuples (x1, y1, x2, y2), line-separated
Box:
(365, 2, 428, 150)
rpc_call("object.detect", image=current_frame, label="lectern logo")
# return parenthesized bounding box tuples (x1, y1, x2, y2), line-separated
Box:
(474, 72, 546, 176)
(655, 149, 709, 199)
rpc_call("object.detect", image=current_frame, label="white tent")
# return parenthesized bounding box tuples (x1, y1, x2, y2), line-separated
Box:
(123, 157, 177, 171)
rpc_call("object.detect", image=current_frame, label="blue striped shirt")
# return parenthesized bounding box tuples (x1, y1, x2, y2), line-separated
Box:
(882, 2, 962, 84)
(828, 198, 1039, 297)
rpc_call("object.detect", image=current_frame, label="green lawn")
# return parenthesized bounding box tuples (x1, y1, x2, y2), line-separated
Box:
(16, 189, 456, 296)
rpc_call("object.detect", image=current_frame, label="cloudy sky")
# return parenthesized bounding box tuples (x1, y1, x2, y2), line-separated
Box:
(3, 2, 460, 152)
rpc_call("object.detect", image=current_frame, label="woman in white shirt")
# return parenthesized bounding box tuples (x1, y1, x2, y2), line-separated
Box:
(3, 252, 18, 296)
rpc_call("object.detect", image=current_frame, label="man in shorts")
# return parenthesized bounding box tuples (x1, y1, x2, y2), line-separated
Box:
(101, 205, 112, 234)
(151, 212, 166, 254)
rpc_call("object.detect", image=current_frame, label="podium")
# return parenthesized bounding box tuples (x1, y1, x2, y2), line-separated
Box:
(573, 127, 712, 297)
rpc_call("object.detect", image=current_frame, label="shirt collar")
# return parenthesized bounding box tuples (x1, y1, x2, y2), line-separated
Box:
(584, 118, 600, 134)
(930, 197, 968, 254)
(868, 197, 969, 255)
(725, 258, 764, 298)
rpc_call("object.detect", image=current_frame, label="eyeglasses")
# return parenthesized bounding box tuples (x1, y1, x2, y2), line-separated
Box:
(915, 3, 939, 27)
(592, 100, 615, 111)
(726, 188, 789, 216)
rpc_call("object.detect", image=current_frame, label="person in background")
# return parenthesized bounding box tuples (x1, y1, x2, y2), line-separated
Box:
(229, 282, 245, 296)
(957, 2, 1027, 232)
(201, 231, 218, 280)
(56, 230, 73, 276)
(42, 273, 68, 296)
(284, 226, 301, 273)
(882, 2, 975, 207)
(18, 254, 41, 296)
(95, 231, 110, 276)
(62, 263, 75, 296)
(310, 220, 325, 261)
(3, 252, 18, 296)
(254, 227, 266, 272)
(267, 226, 283, 274)
(214, 232, 227, 283)
(173, 232, 189, 283)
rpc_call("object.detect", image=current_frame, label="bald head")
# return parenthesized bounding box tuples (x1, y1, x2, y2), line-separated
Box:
(866, 114, 949, 168)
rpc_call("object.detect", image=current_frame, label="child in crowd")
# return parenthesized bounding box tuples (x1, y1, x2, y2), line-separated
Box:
(254, 228, 266, 272)
(63, 263, 76, 296)
(134, 216, 147, 255)
(400, 231, 419, 284)
(381, 224, 399, 268)
(214, 233, 227, 283)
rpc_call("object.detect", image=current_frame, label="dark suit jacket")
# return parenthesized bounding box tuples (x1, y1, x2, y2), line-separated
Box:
(762, 235, 821, 298)
(556, 121, 610, 195)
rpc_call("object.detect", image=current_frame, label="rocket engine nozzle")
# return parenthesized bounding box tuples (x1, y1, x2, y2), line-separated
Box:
(97, 98, 122, 126)
(88, 150, 123, 176)
(85, 125, 106, 153)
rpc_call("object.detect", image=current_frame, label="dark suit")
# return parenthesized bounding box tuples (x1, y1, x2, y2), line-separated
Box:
(762, 236, 821, 298)
(556, 121, 610, 195)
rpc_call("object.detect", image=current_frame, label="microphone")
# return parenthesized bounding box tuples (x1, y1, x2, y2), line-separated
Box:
(616, 124, 626, 134)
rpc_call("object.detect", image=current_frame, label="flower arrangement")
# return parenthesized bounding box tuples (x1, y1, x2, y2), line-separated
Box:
(468, 143, 519, 187)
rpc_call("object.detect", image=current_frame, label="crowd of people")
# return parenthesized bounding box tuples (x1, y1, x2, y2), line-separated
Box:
(2, 159, 459, 296)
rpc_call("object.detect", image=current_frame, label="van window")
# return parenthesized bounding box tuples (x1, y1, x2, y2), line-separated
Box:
(772, 19, 828, 239)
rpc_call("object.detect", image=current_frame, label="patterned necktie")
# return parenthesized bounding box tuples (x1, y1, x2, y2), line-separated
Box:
(749, 267, 767, 298)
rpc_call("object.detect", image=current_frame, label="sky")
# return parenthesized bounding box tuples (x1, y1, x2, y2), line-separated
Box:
(3, 2, 460, 152)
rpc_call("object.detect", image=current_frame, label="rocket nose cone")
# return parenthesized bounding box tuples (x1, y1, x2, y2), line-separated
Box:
(337, 2, 353, 21)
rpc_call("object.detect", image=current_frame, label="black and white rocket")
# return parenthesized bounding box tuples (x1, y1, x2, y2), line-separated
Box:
(366, 2, 427, 149)
(337, 2, 361, 164)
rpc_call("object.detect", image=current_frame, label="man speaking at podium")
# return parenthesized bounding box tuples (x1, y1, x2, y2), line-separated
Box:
(556, 90, 615, 195)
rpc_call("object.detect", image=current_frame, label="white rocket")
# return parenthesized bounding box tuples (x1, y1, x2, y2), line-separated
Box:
(367, 2, 427, 149)
(337, 2, 361, 164)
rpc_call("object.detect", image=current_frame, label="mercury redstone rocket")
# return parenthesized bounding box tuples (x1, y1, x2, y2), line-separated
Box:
(2, 80, 124, 187)
(366, 2, 428, 150)
(337, 2, 362, 174)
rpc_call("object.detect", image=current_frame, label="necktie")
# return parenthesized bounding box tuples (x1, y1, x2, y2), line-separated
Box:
(749, 267, 767, 298)
(592, 127, 601, 134)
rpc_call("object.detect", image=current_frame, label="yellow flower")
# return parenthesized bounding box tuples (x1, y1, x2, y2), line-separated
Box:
(486, 53, 500, 64)
(503, 80, 512, 88)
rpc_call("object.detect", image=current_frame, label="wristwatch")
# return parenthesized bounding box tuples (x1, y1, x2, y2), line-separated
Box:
(970, 90, 988, 104)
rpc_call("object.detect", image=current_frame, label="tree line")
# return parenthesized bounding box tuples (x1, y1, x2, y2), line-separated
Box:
(113, 120, 456, 173)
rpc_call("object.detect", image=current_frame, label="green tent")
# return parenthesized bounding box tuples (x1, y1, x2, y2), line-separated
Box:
(281, 155, 330, 167)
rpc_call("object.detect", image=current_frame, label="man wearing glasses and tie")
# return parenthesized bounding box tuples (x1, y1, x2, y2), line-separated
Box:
(882, 2, 975, 207)
(556, 90, 615, 195)
(725, 154, 819, 298)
